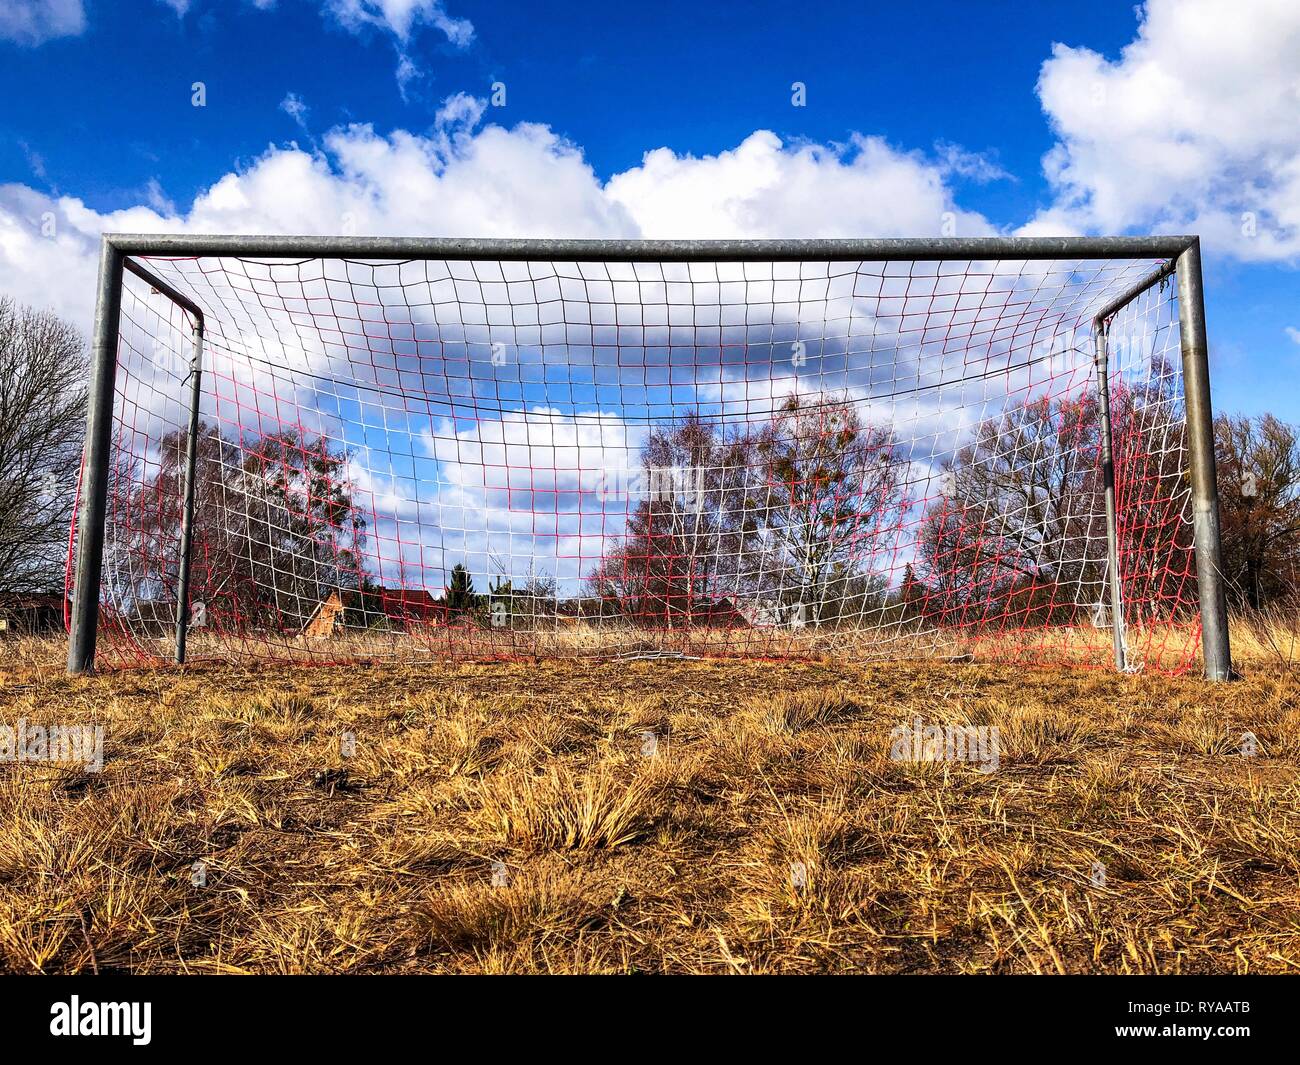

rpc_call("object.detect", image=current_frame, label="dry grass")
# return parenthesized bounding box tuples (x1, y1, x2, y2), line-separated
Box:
(98, 612, 1208, 674)
(0, 615, 1298, 974)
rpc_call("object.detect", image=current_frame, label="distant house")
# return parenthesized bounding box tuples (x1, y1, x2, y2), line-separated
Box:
(303, 592, 345, 637)
(691, 597, 750, 628)
(302, 587, 452, 637)
(0, 591, 65, 635)
(373, 588, 447, 628)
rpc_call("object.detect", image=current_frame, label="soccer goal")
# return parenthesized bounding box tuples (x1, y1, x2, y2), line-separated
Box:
(66, 235, 1231, 679)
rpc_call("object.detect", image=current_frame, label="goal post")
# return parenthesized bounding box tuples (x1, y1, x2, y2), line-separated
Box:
(66, 234, 1232, 679)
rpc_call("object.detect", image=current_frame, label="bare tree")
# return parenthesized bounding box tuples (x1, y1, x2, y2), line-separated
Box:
(586, 415, 754, 626)
(588, 401, 908, 627)
(1215, 413, 1300, 609)
(750, 396, 908, 621)
(914, 392, 1108, 625)
(913, 366, 1192, 626)
(0, 297, 87, 593)
(115, 424, 368, 632)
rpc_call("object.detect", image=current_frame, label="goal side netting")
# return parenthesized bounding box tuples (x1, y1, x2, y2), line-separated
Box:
(70, 246, 1204, 672)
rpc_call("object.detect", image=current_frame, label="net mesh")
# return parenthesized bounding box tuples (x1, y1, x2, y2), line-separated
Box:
(72, 251, 1201, 672)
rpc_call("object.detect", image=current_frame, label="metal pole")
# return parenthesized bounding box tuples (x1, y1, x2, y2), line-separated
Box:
(174, 322, 204, 664)
(67, 239, 123, 674)
(105, 232, 1199, 264)
(1092, 323, 1128, 671)
(1176, 240, 1232, 681)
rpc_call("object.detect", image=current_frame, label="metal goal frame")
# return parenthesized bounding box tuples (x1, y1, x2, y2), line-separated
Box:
(66, 234, 1232, 679)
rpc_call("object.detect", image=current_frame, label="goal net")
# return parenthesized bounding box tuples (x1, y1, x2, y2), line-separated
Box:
(71, 239, 1208, 672)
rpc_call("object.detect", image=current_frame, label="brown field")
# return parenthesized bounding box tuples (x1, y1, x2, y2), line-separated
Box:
(1, 618, 1298, 974)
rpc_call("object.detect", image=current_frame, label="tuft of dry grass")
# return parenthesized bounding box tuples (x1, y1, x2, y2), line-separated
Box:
(0, 614, 1298, 974)
(471, 761, 663, 851)
(416, 864, 612, 956)
(975, 698, 1099, 763)
(758, 687, 859, 733)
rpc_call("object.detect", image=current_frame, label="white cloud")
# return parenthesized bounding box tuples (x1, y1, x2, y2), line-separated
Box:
(325, 0, 473, 46)
(1286, 326, 1300, 346)
(280, 91, 310, 132)
(324, 0, 474, 85)
(0, 0, 85, 45)
(333, 406, 646, 587)
(433, 90, 485, 130)
(393, 52, 420, 99)
(0, 110, 993, 330)
(607, 132, 993, 240)
(424, 407, 643, 500)
(0, 183, 146, 324)
(146, 0, 473, 47)
(1033, 0, 1300, 260)
(934, 143, 1012, 185)
(140, 1, 470, 87)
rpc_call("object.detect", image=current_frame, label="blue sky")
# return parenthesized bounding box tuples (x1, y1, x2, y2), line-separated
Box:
(0, 0, 1297, 421)
(2, 2, 1134, 211)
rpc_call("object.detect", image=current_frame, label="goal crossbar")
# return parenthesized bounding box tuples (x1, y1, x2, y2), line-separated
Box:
(105, 233, 1199, 262)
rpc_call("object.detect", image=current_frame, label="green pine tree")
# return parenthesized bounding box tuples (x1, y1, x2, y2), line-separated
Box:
(445, 563, 477, 614)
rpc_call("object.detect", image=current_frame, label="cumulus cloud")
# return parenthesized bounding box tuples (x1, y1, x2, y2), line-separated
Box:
(0, 108, 997, 330)
(0, 183, 149, 324)
(420, 407, 645, 573)
(607, 132, 994, 240)
(1033, 0, 1300, 259)
(0, 0, 85, 45)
